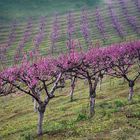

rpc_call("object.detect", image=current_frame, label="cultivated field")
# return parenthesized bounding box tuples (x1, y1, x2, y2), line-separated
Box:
(0, 0, 140, 140)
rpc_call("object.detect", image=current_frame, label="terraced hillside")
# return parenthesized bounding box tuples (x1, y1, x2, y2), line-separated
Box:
(0, 0, 140, 66)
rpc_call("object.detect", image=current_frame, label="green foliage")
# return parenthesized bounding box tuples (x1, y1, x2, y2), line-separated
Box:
(76, 113, 88, 121)
(20, 132, 34, 140)
(76, 105, 89, 121)
(114, 100, 125, 108)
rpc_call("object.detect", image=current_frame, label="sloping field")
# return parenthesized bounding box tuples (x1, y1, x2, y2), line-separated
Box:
(0, 0, 140, 66)
(0, 0, 140, 140)
(0, 76, 140, 140)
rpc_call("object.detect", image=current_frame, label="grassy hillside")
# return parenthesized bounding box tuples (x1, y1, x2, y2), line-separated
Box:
(0, 76, 140, 140)
(0, 0, 101, 23)
(0, 0, 140, 67)
(0, 1, 140, 139)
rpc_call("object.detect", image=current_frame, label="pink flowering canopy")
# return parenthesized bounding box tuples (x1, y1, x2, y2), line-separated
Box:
(1, 39, 140, 136)
(0, 39, 140, 93)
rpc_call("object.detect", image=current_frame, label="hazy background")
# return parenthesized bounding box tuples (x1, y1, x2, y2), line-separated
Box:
(0, 0, 101, 23)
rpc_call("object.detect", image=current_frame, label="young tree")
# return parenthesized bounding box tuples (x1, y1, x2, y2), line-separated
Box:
(5, 20, 17, 53)
(105, 41, 140, 101)
(80, 8, 91, 47)
(67, 11, 75, 51)
(119, 0, 140, 35)
(0, 56, 64, 135)
(50, 13, 60, 54)
(95, 7, 107, 41)
(33, 16, 46, 53)
(69, 75, 76, 102)
(14, 18, 33, 63)
(108, 3, 125, 38)
(58, 48, 108, 117)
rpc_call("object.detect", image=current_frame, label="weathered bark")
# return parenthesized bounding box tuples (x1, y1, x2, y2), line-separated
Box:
(128, 86, 134, 101)
(32, 98, 37, 112)
(59, 78, 65, 92)
(90, 94, 96, 117)
(49, 73, 62, 95)
(88, 78, 98, 117)
(70, 89, 74, 102)
(34, 99, 38, 112)
(32, 89, 40, 112)
(128, 80, 134, 101)
(70, 77, 76, 102)
(37, 103, 46, 135)
(36, 73, 62, 135)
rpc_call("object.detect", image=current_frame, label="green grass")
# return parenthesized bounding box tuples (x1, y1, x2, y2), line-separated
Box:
(0, 76, 140, 140)
(0, 1, 140, 139)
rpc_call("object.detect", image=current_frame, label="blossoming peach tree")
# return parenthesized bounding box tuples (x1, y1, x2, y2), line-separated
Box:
(0, 56, 65, 135)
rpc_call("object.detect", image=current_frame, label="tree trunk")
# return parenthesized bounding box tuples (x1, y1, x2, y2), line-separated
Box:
(90, 95, 95, 117)
(37, 103, 46, 135)
(70, 87, 74, 102)
(70, 77, 76, 102)
(34, 99, 38, 112)
(37, 111, 44, 135)
(88, 78, 98, 117)
(33, 89, 40, 112)
(128, 86, 134, 101)
(128, 80, 134, 102)
(59, 78, 65, 92)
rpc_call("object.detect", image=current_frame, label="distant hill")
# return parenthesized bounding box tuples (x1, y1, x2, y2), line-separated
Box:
(0, 0, 140, 66)
(0, 0, 102, 23)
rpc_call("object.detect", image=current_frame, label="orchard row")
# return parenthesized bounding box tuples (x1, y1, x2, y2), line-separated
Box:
(0, 39, 140, 135)
(0, 0, 140, 64)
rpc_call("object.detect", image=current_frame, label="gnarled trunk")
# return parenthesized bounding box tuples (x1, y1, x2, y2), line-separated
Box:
(32, 89, 40, 112)
(70, 77, 76, 102)
(128, 80, 134, 101)
(128, 86, 134, 101)
(88, 78, 98, 117)
(32, 98, 38, 112)
(70, 89, 74, 102)
(37, 103, 46, 135)
(34, 99, 38, 112)
(90, 94, 96, 117)
(59, 78, 65, 92)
